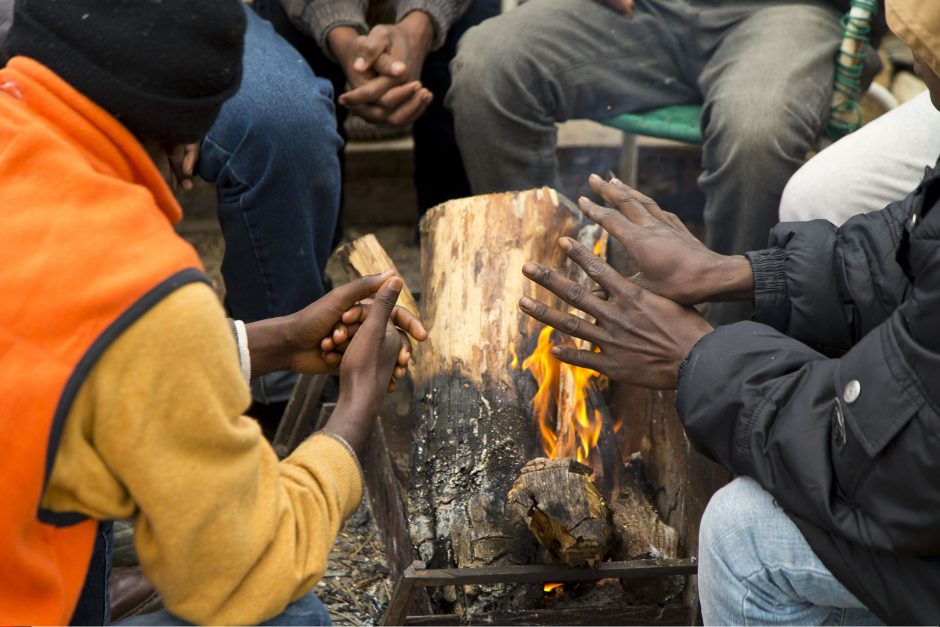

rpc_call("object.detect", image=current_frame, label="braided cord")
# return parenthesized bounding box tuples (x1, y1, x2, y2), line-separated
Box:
(826, 0, 879, 140)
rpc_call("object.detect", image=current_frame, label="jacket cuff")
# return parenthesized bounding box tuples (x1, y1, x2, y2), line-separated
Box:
(395, 0, 464, 50)
(744, 247, 790, 332)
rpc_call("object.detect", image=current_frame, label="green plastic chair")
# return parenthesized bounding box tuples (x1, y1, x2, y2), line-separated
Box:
(601, 0, 881, 185)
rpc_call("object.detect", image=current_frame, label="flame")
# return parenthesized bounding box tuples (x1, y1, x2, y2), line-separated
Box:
(508, 342, 519, 369)
(516, 326, 605, 464)
(544, 582, 564, 594)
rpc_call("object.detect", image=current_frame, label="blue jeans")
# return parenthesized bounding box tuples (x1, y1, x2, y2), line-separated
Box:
(117, 591, 331, 626)
(197, 6, 343, 404)
(70, 522, 113, 625)
(698, 477, 882, 626)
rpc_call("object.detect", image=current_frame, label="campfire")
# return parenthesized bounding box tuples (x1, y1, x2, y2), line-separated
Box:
(341, 188, 722, 625)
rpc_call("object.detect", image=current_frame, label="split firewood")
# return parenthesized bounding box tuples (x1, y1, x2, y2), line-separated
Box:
(335, 233, 420, 316)
(507, 457, 613, 568)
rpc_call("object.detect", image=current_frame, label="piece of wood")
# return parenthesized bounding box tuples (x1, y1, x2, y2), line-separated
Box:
(403, 603, 692, 626)
(272, 374, 329, 459)
(336, 233, 420, 316)
(608, 454, 684, 605)
(507, 458, 613, 569)
(410, 188, 587, 615)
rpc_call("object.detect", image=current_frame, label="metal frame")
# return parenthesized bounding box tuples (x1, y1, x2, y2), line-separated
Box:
(382, 558, 698, 626)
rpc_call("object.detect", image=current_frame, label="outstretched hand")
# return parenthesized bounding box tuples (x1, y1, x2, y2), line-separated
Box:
(322, 277, 407, 453)
(580, 174, 753, 305)
(519, 237, 713, 389)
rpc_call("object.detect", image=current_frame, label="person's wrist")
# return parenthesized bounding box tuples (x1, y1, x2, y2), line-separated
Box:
(702, 254, 754, 303)
(327, 25, 360, 63)
(397, 11, 434, 54)
(244, 315, 294, 377)
(322, 396, 379, 454)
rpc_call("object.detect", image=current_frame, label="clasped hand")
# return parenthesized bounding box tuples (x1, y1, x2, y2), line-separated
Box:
(330, 12, 435, 128)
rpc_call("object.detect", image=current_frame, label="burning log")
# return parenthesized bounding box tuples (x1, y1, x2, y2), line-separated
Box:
(410, 188, 586, 615)
(410, 188, 684, 616)
(507, 458, 612, 569)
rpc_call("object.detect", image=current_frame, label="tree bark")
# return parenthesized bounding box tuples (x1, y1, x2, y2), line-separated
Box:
(410, 188, 587, 614)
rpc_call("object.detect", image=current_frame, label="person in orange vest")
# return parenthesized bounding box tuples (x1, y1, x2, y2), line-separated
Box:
(0, 0, 425, 625)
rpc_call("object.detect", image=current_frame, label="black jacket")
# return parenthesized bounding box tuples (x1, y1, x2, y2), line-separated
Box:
(677, 166, 940, 625)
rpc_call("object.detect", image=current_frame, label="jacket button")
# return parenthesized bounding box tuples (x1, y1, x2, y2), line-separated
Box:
(843, 380, 861, 404)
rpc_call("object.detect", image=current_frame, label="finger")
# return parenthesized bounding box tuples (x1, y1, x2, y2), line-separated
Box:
(591, 286, 610, 301)
(372, 51, 407, 77)
(377, 81, 422, 110)
(385, 89, 432, 127)
(390, 305, 428, 341)
(397, 329, 413, 366)
(323, 271, 394, 312)
(339, 75, 399, 106)
(551, 344, 610, 373)
(353, 27, 391, 72)
(361, 277, 403, 336)
(393, 365, 407, 380)
(518, 296, 607, 345)
(607, 177, 677, 227)
(335, 324, 359, 349)
(586, 173, 651, 226)
(387, 381, 397, 393)
(521, 262, 603, 319)
(558, 237, 623, 293)
(182, 142, 200, 177)
(345, 302, 428, 342)
(348, 103, 389, 124)
(323, 351, 343, 367)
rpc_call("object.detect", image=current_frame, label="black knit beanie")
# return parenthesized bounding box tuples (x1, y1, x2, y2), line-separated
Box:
(7, 0, 245, 143)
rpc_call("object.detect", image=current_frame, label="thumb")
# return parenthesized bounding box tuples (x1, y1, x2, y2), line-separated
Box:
(360, 277, 402, 336)
(325, 270, 394, 311)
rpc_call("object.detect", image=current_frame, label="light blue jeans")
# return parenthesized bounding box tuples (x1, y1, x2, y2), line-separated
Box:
(117, 591, 331, 626)
(698, 477, 882, 626)
(197, 6, 343, 404)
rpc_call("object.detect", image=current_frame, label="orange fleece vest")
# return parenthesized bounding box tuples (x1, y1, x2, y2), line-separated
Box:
(0, 58, 207, 625)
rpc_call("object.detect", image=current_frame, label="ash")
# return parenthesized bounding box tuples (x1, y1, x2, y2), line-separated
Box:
(316, 491, 391, 625)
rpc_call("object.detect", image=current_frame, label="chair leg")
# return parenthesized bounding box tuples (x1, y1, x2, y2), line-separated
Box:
(618, 132, 639, 187)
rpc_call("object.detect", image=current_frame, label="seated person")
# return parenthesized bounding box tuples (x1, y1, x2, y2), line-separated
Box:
(518, 0, 940, 622)
(780, 88, 940, 225)
(447, 0, 881, 324)
(253, 0, 500, 216)
(0, 1, 425, 624)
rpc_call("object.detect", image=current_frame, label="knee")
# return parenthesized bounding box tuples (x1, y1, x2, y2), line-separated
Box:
(447, 19, 534, 117)
(699, 477, 767, 571)
(278, 591, 332, 626)
(704, 92, 820, 171)
(779, 162, 820, 222)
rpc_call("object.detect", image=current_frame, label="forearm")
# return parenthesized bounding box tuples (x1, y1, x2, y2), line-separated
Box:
(395, 0, 471, 49)
(700, 254, 754, 302)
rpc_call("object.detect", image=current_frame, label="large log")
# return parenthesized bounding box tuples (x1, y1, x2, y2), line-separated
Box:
(410, 188, 589, 615)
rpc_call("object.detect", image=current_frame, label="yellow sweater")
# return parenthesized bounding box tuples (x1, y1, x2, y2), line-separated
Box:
(41, 282, 363, 625)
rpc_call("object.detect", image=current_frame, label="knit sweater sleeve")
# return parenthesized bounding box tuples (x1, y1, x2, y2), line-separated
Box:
(41, 282, 363, 625)
(280, 0, 368, 58)
(395, 0, 473, 50)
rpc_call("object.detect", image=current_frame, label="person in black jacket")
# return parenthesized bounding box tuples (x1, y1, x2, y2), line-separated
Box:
(518, 0, 940, 622)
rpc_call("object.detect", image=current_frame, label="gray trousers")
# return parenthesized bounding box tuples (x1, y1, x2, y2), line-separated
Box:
(447, 0, 842, 311)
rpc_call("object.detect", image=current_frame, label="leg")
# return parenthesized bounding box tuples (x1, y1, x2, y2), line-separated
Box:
(413, 0, 501, 214)
(118, 591, 332, 626)
(446, 0, 699, 195)
(70, 522, 112, 626)
(697, 4, 842, 323)
(196, 7, 343, 404)
(780, 91, 940, 225)
(699, 477, 882, 626)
